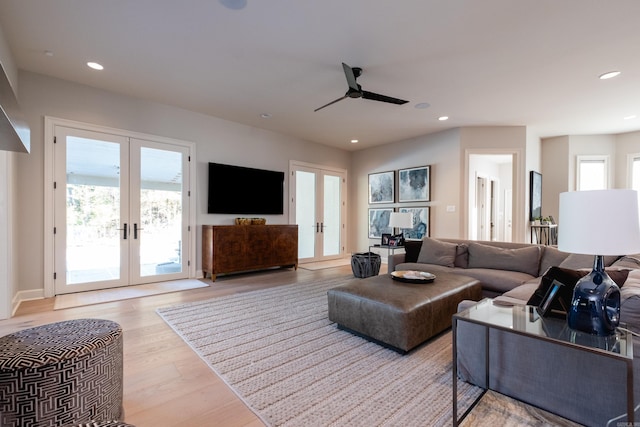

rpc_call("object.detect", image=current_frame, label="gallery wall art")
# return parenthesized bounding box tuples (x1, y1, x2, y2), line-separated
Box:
(399, 207, 429, 240)
(368, 171, 394, 204)
(368, 208, 393, 238)
(398, 166, 430, 202)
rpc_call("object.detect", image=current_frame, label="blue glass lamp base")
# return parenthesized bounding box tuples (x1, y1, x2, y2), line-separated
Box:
(567, 256, 621, 336)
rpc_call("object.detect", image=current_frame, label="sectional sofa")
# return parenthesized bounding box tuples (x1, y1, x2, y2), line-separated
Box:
(388, 237, 640, 426)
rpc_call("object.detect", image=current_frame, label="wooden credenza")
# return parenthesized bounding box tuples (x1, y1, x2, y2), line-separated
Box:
(202, 224, 298, 281)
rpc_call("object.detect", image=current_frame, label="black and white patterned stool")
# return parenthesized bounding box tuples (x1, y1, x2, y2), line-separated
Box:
(0, 319, 124, 427)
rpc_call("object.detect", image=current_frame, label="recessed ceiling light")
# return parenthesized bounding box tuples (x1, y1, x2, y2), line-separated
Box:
(260, 113, 272, 119)
(87, 62, 104, 70)
(599, 71, 621, 80)
(624, 115, 637, 120)
(350, 139, 359, 144)
(438, 116, 449, 121)
(415, 102, 430, 109)
(219, 0, 247, 10)
(44, 50, 54, 57)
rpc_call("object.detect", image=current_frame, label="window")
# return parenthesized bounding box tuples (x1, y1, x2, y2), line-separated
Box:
(577, 155, 608, 191)
(629, 154, 640, 192)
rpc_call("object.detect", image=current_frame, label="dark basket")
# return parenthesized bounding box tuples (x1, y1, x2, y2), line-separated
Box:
(351, 252, 381, 278)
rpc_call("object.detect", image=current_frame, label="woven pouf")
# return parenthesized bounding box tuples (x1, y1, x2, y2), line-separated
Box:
(0, 319, 124, 427)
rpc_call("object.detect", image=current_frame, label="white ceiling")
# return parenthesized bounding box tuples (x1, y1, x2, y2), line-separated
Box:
(1, 0, 640, 151)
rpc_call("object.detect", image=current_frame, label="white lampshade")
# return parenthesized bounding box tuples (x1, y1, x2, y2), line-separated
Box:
(558, 189, 640, 255)
(388, 212, 413, 229)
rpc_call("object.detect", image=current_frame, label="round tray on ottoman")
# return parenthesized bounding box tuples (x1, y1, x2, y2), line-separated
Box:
(390, 270, 436, 283)
(0, 319, 124, 427)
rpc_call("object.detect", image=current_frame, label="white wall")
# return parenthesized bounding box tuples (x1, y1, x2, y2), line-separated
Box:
(16, 71, 351, 295)
(540, 136, 569, 224)
(614, 131, 640, 188)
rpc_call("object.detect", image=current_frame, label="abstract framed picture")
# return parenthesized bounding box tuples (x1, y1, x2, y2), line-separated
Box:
(398, 166, 430, 202)
(368, 208, 393, 238)
(368, 171, 395, 204)
(530, 171, 542, 221)
(399, 206, 429, 240)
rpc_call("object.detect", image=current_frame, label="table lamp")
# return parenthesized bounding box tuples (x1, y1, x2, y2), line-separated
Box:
(389, 212, 413, 231)
(558, 189, 640, 336)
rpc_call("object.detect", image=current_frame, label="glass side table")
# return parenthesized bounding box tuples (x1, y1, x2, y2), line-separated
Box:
(452, 299, 634, 426)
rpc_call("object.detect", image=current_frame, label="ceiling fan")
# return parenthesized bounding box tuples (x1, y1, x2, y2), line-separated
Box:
(314, 62, 409, 112)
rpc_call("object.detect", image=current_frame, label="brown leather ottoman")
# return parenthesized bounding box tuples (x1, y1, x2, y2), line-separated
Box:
(327, 272, 481, 353)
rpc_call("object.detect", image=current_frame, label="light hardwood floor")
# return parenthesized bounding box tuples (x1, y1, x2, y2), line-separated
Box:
(1, 265, 364, 427)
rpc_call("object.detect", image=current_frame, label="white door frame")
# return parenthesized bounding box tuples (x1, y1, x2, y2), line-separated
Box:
(289, 160, 347, 263)
(43, 116, 197, 297)
(464, 149, 523, 242)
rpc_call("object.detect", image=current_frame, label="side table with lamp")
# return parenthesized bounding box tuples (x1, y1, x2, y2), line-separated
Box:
(453, 189, 640, 426)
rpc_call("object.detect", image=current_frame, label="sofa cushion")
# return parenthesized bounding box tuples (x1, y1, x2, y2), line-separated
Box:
(417, 237, 458, 267)
(611, 255, 640, 270)
(539, 246, 570, 277)
(558, 253, 619, 270)
(467, 242, 541, 276)
(460, 268, 535, 294)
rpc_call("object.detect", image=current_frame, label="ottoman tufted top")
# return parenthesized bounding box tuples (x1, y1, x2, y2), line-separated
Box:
(0, 318, 122, 370)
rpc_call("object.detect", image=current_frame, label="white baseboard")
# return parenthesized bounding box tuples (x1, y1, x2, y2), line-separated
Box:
(12, 289, 45, 316)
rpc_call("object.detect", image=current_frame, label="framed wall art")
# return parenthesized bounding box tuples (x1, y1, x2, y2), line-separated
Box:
(529, 171, 542, 221)
(398, 166, 430, 202)
(368, 171, 395, 204)
(368, 208, 393, 238)
(399, 207, 429, 240)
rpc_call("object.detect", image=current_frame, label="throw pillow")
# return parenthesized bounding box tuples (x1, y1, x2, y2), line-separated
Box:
(403, 240, 422, 263)
(416, 237, 458, 267)
(611, 255, 640, 270)
(467, 242, 541, 276)
(528, 266, 630, 317)
(558, 253, 620, 270)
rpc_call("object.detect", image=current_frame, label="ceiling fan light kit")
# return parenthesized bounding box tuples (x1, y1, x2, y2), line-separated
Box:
(314, 63, 409, 112)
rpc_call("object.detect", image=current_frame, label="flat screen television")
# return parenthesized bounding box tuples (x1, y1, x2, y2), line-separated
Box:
(208, 162, 285, 215)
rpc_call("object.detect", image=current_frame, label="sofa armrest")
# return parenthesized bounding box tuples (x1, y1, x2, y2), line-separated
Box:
(388, 253, 406, 272)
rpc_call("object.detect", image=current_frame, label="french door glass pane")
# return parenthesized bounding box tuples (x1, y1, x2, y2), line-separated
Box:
(323, 174, 340, 256)
(66, 137, 121, 284)
(139, 147, 183, 276)
(296, 170, 316, 259)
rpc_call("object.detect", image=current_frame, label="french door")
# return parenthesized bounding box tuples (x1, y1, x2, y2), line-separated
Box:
(53, 126, 190, 295)
(290, 161, 346, 263)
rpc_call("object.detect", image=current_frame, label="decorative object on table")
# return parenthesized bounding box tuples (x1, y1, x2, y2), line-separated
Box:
(251, 217, 266, 225)
(350, 252, 381, 278)
(387, 233, 405, 247)
(235, 217, 251, 225)
(368, 171, 395, 204)
(398, 166, 430, 202)
(381, 233, 391, 245)
(399, 207, 429, 240)
(390, 270, 436, 283)
(368, 208, 393, 238)
(529, 171, 542, 221)
(559, 189, 640, 336)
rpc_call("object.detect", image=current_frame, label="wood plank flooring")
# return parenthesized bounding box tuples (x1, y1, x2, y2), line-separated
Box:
(0, 265, 362, 427)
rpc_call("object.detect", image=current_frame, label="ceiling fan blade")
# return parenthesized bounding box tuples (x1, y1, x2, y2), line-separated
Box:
(342, 63, 360, 92)
(362, 91, 409, 105)
(314, 95, 348, 112)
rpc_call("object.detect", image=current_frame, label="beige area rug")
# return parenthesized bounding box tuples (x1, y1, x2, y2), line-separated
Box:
(298, 258, 352, 270)
(157, 276, 487, 426)
(54, 279, 209, 310)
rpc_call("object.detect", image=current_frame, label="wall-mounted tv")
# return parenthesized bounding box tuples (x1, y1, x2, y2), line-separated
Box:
(208, 162, 285, 215)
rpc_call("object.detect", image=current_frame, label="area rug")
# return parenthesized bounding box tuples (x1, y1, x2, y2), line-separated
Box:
(54, 279, 209, 310)
(157, 275, 485, 426)
(298, 258, 352, 270)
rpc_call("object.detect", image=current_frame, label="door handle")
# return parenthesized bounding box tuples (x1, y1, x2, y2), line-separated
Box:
(320, 222, 324, 233)
(118, 223, 128, 240)
(134, 223, 144, 239)
(316, 222, 319, 233)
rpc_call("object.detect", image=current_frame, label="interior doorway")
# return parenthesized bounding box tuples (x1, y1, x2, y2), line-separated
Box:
(468, 154, 514, 242)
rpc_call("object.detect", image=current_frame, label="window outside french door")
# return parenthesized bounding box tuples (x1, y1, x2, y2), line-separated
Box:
(53, 126, 190, 295)
(290, 161, 346, 263)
